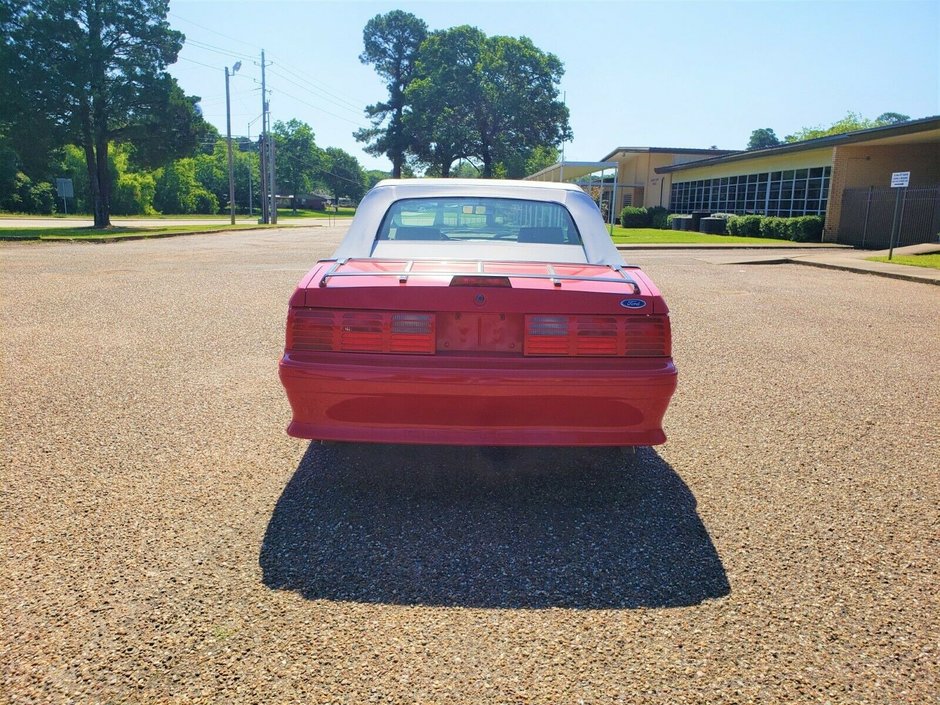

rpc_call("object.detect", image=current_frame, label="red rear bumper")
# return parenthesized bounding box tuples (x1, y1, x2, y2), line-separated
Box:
(278, 352, 677, 446)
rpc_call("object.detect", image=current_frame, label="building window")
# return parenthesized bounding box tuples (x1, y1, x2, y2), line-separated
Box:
(669, 166, 831, 216)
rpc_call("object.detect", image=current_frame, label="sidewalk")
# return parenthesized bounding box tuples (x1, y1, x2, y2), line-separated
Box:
(786, 242, 940, 285)
(616, 242, 940, 286)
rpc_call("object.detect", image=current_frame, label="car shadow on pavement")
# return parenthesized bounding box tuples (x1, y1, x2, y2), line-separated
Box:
(260, 443, 730, 609)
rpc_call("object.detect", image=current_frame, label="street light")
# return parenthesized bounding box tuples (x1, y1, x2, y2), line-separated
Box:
(225, 61, 241, 225)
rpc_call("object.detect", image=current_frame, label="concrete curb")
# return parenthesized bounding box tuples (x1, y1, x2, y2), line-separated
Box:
(785, 258, 940, 286)
(615, 244, 846, 251)
(614, 242, 939, 286)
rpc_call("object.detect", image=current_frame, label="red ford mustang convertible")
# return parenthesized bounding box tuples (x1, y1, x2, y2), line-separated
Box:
(279, 179, 677, 446)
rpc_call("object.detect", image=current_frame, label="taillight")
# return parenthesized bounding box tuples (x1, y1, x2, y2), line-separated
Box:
(287, 309, 435, 354)
(525, 314, 671, 357)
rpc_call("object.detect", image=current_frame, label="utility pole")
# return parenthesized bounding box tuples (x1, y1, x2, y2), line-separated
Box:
(259, 135, 268, 223)
(257, 49, 277, 224)
(259, 50, 269, 224)
(268, 125, 277, 224)
(225, 61, 240, 225)
(247, 123, 253, 216)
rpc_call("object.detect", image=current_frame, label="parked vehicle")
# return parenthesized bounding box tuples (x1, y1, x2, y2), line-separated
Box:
(279, 179, 677, 446)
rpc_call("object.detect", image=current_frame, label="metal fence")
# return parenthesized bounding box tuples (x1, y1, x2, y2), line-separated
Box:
(838, 186, 940, 249)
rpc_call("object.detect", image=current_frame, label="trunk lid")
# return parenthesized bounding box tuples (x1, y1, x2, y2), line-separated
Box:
(293, 258, 668, 316)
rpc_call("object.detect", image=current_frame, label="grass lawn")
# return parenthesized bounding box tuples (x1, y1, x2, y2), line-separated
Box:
(866, 253, 940, 270)
(277, 207, 356, 219)
(610, 226, 795, 245)
(0, 224, 271, 241)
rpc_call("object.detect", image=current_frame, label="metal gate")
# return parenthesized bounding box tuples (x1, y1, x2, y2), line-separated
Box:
(838, 186, 940, 249)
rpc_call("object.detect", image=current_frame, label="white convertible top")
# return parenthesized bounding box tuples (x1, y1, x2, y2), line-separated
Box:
(331, 179, 625, 267)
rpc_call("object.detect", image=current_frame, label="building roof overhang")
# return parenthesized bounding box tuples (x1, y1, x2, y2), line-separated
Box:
(600, 146, 738, 162)
(524, 161, 619, 183)
(654, 116, 940, 175)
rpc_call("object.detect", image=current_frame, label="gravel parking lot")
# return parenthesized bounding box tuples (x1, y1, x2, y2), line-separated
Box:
(2, 228, 937, 704)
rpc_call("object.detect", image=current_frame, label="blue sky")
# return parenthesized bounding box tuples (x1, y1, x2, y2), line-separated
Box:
(168, 0, 940, 172)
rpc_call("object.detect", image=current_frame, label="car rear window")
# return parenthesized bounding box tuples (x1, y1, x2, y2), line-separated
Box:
(376, 197, 583, 245)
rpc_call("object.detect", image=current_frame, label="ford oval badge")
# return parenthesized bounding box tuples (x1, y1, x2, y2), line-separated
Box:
(620, 298, 646, 309)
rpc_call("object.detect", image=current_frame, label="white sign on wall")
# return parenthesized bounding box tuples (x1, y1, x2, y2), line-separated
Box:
(890, 171, 910, 188)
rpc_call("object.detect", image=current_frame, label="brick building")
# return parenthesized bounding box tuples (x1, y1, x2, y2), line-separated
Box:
(654, 116, 939, 245)
(529, 117, 940, 246)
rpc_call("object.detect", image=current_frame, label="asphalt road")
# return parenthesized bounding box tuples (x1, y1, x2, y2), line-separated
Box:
(2, 227, 937, 703)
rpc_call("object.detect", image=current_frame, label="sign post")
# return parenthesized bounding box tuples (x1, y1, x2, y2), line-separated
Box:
(55, 178, 73, 215)
(887, 172, 910, 260)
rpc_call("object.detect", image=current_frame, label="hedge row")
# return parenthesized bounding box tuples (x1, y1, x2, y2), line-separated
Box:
(621, 207, 824, 242)
(727, 214, 824, 242)
(619, 205, 669, 229)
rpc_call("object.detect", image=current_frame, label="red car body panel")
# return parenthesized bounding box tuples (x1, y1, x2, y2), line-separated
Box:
(278, 257, 678, 446)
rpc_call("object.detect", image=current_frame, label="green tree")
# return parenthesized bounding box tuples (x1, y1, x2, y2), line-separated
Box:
(109, 142, 156, 215)
(0, 171, 55, 213)
(452, 160, 482, 178)
(495, 145, 560, 179)
(354, 10, 428, 178)
(876, 112, 911, 125)
(747, 128, 782, 150)
(405, 27, 570, 178)
(188, 139, 259, 215)
(2, 0, 209, 227)
(321, 148, 365, 204)
(60, 144, 91, 213)
(364, 169, 390, 190)
(273, 120, 323, 212)
(404, 26, 482, 177)
(524, 146, 559, 176)
(0, 137, 18, 208)
(193, 144, 228, 213)
(476, 34, 570, 177)
(154, 159, 216, 214)
(784, 111, 911, 143)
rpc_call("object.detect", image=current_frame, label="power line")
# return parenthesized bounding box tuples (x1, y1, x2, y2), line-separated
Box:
(178, 55, 220, 71)
(185, 38, 253, 62)
(169, 12, 263, 51)
(267, 62, 366, 113)
(267, 67, 364, 118)
(274, 87, 369, 129)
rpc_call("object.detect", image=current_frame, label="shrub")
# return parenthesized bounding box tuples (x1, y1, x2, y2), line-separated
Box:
(111, 172, 157, 215)
(28, 181, 56, 214)
(647, 205, 669, 229)
(155, 159, 218, 214)
(1, 172, 57, 214)
(760, 216, 788, 239)
(193, 189, 219, 215)
(726, 214, 763, 237)
(788, 215, 824, 242)
(619, 206, 650, 228)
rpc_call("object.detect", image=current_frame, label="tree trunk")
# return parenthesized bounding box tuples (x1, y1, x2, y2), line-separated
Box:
(481, 151, 493, 179)
(94, 134, 110, 228)
(79, 97, 103, 226)
(87, 1, 111, 228)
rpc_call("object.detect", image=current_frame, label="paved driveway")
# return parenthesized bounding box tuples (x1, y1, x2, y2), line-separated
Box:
(2, 229, 937, 703)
